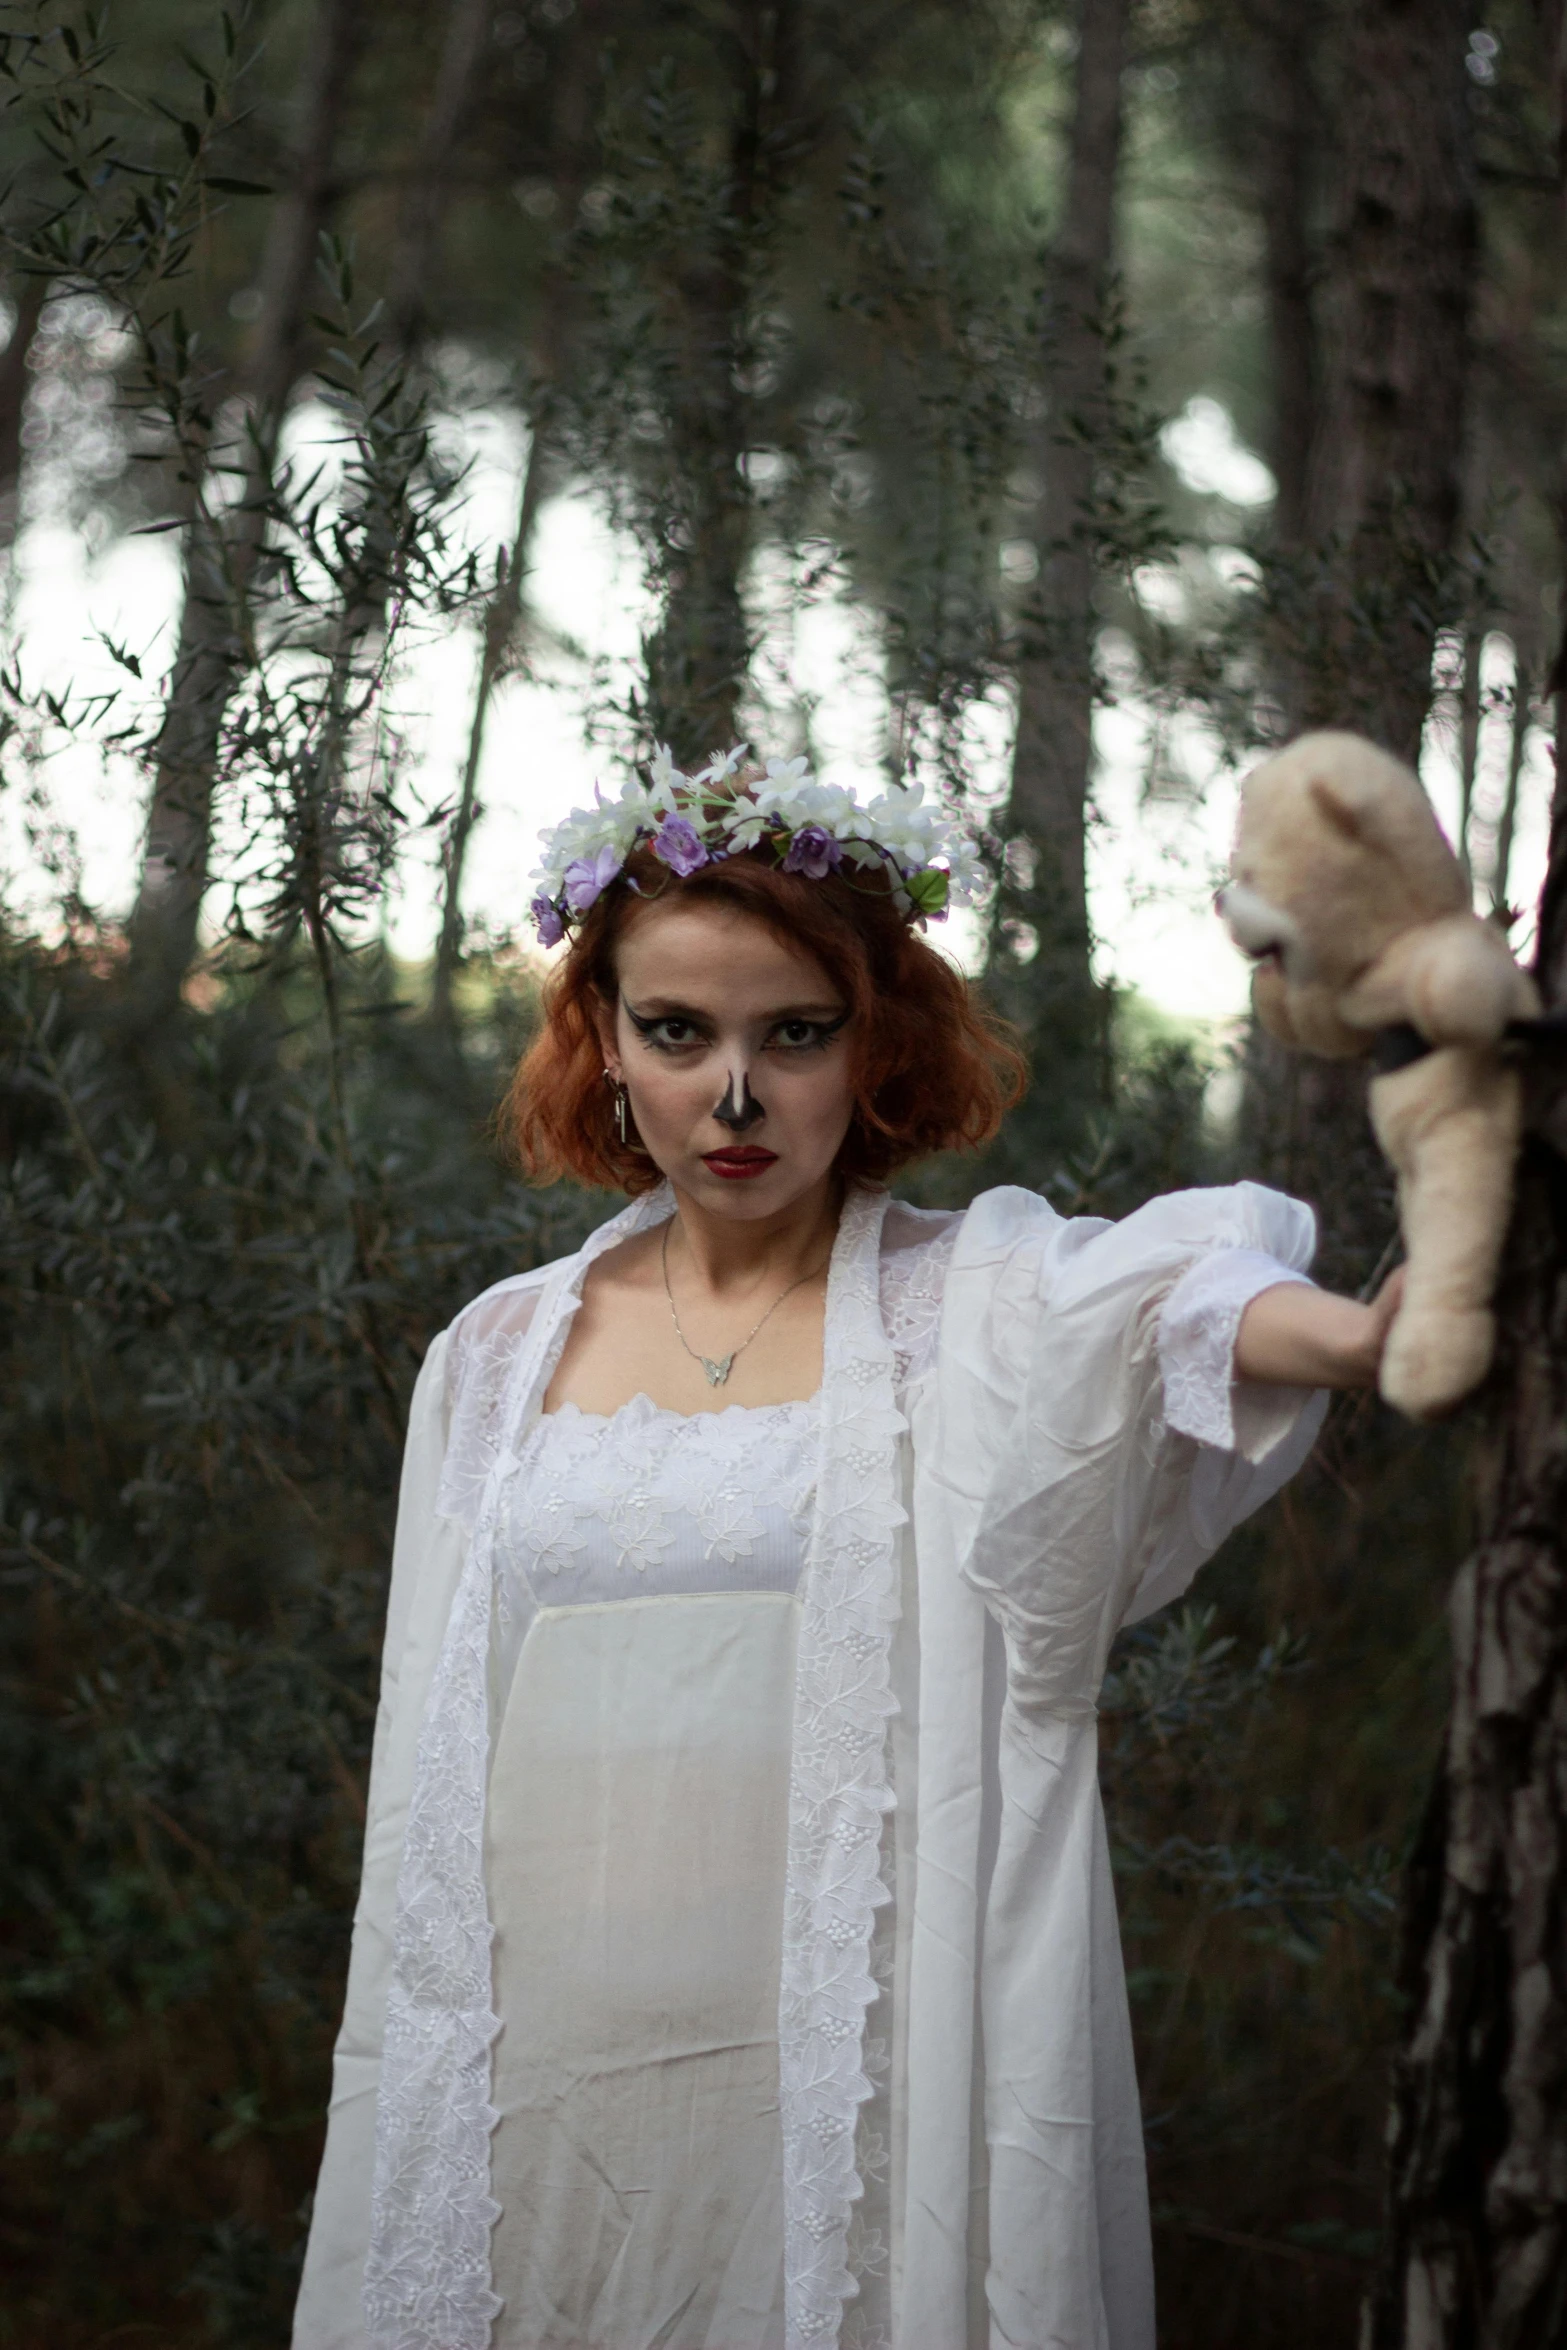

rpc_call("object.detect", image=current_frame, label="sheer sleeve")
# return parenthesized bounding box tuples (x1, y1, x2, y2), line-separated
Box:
(950, 1182, 1327, 1723)
(294, 1267, 561, 2345)
(1158, 1245, 1314, 1459)
(438, 1277, 548, 1528)
(294, 1333, 464, 2349)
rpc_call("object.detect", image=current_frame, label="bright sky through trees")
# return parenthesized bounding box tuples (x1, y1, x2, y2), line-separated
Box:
(5, 378, 1546, 1022)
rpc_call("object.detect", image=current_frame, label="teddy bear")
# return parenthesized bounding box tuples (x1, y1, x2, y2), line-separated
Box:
(1218, 729, 1540, 1422)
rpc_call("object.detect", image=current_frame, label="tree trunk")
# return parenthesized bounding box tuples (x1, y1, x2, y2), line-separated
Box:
(383, 0, 494, 353)
(429, 0, 607, 1018)
(1301, 0, 1477, 764)
(127, 0, 369, 1016)
(1242, 0, 1319, 555)
(0, 275, 45, 550)
(431, 413, 551, 1024)
(1367, 768, 1567, 2347)
(640, 0, 804, 763)
(1457, 628, 1483, 886)
(988, 0, 1127, 1120)
(1366, 23, 1567, 2298)
(1491, 657, 1531, 923)
(1246, 0, 1478, 1291)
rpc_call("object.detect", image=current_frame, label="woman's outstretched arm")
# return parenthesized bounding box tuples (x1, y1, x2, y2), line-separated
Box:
(1235, 1268, 1406, 1391)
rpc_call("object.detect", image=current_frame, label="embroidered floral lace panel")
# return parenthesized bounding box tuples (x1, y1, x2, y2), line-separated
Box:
(495, 1392, 819, 1612)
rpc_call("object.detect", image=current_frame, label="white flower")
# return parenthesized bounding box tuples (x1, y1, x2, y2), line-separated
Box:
(695, 743, 751, 784)
(725, 806, 770, 852)
(763, 753, 812, 789)
(527, 746, 983, 933)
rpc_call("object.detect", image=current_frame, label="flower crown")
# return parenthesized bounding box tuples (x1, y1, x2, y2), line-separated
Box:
(528, 745, 983, 948)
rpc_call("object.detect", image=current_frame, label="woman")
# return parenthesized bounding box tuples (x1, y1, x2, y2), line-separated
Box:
(294, 753, 1399, 2350)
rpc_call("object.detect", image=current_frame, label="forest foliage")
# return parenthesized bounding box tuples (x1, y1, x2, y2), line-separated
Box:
(0, 1, 1561, 2344)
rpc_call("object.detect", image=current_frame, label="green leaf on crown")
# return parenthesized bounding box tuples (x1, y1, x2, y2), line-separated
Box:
(904, 867, 950, 916)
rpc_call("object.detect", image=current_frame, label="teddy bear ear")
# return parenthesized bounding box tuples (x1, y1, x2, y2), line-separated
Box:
(1307, 773, 1366, 843)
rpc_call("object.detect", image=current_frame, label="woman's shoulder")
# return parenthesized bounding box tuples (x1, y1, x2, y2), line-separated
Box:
(880, 1196, 965, 1257)
(422, 1251, 580, 1519)
(446, 1257, 557, 1343)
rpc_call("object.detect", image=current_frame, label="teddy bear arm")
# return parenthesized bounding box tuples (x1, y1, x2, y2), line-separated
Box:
(1367, 1049, 1522, 1420)
(1341, 917, 1536, 1046)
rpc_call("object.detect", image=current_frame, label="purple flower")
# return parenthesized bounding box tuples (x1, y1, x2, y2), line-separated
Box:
(650, 814, 710, 877)
(562, 844, 623, 913)
(782, 824, 843, 879)
(531, 892, 565, 948)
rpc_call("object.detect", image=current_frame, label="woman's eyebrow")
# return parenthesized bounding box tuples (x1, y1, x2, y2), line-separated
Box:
(624, 998, 847, 1022)
(623, 998, 712, 1024)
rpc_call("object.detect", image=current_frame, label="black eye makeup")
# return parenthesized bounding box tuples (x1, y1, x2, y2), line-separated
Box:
(622, 1003, 848, 1055)
(765, 1012, 849, 1053)
(625, 1006, 707, 1052)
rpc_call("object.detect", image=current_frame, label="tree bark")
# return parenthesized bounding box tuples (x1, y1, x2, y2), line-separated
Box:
(0, 275, 45, 550)
(640, 0, 805, 763)
(1246, 0, 1479, 1293)
(127, 0, 370, 1016)
(1491, 660, 1531, 923)
(1301, 0, 1477, 764)
(1368, 786, 1567, 2348)
(1242, 0, 1319, 555)
(383, 0, 494, 353)
(429, 0, 608, 1018)
(988, 0, 1127, 1109)
(431, 413, 551, 1025)
(1367, 32, 1567, 2295)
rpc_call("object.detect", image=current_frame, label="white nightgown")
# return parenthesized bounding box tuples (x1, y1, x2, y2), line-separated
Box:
(484, 1395, 815, 2349)
(475, 1221, 1300, 2349)
(294, 1183, 1326, 2350)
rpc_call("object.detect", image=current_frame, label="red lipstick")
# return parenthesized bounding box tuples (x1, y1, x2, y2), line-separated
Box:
(702, 1147, 778, 1181)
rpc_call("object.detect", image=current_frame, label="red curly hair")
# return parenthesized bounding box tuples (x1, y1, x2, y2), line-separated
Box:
(506, 844, 1025, 1193)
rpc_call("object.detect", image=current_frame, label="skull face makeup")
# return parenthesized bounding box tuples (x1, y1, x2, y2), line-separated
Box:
(713, 1070, 765, 1132)
(594, 898, 857, 1221)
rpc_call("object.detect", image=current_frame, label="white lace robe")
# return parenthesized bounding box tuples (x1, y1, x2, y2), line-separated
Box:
(293, 1181, 1324, 2350)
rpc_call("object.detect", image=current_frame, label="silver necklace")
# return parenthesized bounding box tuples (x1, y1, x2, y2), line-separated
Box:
(661, 1220, 824, 1388)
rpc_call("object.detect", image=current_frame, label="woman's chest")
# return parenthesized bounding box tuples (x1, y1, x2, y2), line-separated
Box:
(495, 1393, 820, 1608)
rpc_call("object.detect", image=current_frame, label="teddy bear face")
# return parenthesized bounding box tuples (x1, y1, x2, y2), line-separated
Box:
(1221, 732, 1468, 1052)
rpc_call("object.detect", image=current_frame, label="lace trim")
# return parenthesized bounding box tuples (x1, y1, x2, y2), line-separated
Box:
(779, 1185, 906, 2348)
(362, 1547, 501, 2347)
(364, 1189, 672, 2350)
(1158, 1247, 1311, 1452)
(878, 1222, 958, 1394)
(840, 1809, 896, 2350)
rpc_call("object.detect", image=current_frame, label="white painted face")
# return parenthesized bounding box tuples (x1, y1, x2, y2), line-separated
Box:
(595, 897, 858, 1217)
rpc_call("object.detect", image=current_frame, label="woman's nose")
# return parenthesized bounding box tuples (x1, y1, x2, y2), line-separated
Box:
(713, 1071, 765, 1131)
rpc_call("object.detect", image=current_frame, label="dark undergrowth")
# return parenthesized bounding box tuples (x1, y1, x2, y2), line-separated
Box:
(0, 941, 1454, 2346)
